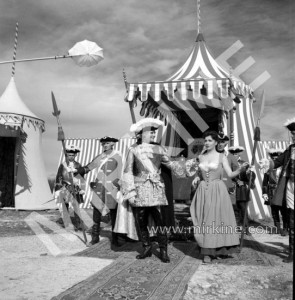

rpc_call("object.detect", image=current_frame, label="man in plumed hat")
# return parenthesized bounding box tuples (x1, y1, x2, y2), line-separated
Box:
(262, 148, 288, 236)
(121, 118, 185, 263)
(261, 118, 295, 262)
(216, 133, 240, 204)
(55, 145, 85, 230)
(77, 136, 122, 247)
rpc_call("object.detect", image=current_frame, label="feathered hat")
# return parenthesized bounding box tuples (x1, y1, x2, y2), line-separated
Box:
(266, 147, 284, 158)
(228, 145, 245, 154)
(284, 117, 295, 131)
(130, 118, 164, 133)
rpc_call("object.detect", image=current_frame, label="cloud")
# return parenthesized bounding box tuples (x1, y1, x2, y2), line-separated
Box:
(0, 0, 294, 175)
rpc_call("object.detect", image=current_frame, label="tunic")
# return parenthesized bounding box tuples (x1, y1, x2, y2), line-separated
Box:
(122, 143, 182, 207)
(85, 150, 122, 209)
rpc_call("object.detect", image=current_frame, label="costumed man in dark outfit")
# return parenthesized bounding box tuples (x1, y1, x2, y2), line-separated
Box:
(228, 146, 256, 235)
(55, 145, 85, 230)
(121, 118, 185, 263)
(260, 118, 295, 263)
(216, 134, 239, 204)
(77, 136, 122, 247)
(262, 148, 289, 235)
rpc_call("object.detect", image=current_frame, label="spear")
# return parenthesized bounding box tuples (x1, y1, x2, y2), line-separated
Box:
(51, 91, 87, 244)
(240, 90, 265, 248)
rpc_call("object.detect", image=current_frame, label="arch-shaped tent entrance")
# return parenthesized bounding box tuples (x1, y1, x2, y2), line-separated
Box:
(0, 136, 17, 207)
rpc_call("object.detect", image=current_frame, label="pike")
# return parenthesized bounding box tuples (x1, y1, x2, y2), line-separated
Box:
(240, 90, 265, 248)
(51, 91, 87, 244)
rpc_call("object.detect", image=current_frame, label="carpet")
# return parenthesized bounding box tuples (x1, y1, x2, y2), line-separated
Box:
(52, 241, 201, 300)
(52, 233, 274, 300)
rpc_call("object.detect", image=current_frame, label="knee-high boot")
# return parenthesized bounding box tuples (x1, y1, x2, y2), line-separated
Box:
(87, 207, 101, 247)
(87, 223, 100, 246)
(158, 232, 170, 263)
(110, 208, 119, 247)
(283, 209, 294, 263)
(134, 208, 152, 259)
(281, 206, 289, 236)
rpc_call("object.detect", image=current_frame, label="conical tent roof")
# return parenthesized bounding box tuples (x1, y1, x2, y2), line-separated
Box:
(167, 33, 232, 81)
(125, 32, 252, 104)
(0, 77, 39, 119)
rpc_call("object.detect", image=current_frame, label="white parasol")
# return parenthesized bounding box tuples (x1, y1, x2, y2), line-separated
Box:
(68, 40, 103, 67)
(0, 39, 104, 67)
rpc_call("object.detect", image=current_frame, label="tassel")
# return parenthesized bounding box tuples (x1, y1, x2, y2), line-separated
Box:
(58, 126, 65, 141)
(254, 126, 260, 142)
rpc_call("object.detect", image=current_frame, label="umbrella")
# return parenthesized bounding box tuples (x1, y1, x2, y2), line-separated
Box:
(0, 40, 104, 67)
(68, 40, 104, 67)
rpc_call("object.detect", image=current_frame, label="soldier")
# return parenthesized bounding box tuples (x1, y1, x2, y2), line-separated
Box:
(260, 118, 295, 263)
(262, 148, 288, 235)
(216, 134, 239, 204)
(77, 136, 122, 247)
(228, 146, 255, 235)
(55, 145, 85, 230)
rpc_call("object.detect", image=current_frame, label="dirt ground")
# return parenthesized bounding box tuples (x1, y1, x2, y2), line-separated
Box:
(0, 209, 293, 300)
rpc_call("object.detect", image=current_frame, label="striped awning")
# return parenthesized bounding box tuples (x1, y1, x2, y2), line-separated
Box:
(125, 33, 253, 103)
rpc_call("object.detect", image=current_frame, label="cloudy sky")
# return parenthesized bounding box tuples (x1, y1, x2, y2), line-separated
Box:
(0, 0, 294, 176)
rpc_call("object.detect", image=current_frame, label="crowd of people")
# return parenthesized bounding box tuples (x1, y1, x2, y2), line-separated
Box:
(54, 117, 294, 264)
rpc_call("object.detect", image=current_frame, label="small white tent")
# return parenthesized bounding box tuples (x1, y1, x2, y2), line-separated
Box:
(0, 77, 55, 210)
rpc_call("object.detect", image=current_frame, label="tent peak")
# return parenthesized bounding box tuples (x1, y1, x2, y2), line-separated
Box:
(0, 77, 40, 120)
(196, 33, 205, 42)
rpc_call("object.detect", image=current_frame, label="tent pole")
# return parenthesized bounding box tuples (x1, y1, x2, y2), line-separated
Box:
(229, 108, 234, 146)
(128, 102, 136, 124)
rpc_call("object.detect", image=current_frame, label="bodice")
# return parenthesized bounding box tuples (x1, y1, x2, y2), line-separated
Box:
(199, 160, 223, 183)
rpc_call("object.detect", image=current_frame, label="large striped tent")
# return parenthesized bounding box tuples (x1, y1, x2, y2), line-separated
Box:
(58, 138, 290, 219)
(122, 31, 290, 219)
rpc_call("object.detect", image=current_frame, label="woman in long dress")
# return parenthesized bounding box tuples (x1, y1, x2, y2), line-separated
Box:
(190, 131, 248, 263)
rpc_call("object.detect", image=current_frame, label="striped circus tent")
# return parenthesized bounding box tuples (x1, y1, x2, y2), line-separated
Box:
(121, 30, 292, 220)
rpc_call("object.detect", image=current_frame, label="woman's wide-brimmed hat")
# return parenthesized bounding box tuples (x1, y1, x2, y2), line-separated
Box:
(228, 145, 245, 154)
(284, 117, 295, 131)
(65, 145, 80, 154)
(130, 118, 164, 133)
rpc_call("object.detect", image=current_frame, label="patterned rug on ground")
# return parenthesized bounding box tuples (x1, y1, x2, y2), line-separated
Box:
(52, 234, 273, 300)
(52, 241, 201, 300)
